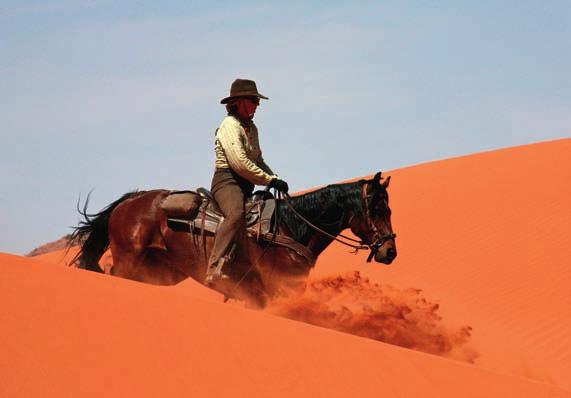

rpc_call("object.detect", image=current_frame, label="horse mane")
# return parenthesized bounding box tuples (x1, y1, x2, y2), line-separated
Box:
(277, 181, 365, 243)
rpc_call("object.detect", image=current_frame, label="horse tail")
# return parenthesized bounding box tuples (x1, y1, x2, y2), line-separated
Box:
(68, 191, 143, 272)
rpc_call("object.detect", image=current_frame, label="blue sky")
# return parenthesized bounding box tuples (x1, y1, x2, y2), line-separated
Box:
(1, 1, 569, 254)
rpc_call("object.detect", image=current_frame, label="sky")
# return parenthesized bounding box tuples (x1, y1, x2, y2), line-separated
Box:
(1, 1, 570, 254)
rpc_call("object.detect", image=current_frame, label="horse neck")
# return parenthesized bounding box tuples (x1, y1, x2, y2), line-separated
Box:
(277, 183, 362, 256)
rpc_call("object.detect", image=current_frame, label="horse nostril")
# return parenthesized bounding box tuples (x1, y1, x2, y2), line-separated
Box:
(387, 248, 396, 259)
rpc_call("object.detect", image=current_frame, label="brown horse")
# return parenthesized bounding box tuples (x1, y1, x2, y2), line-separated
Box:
(70, 172, 397, 307)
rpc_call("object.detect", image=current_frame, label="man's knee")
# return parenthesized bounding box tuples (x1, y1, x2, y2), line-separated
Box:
(224, 207, 245, 227)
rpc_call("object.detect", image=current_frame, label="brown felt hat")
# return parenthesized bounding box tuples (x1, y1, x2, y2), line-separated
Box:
(220, 79, 269, 104)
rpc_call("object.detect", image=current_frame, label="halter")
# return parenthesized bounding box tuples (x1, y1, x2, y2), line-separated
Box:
(279, 182, 396, 262)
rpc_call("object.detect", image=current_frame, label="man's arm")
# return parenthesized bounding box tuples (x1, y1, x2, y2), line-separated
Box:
(217, 125, 276, 186)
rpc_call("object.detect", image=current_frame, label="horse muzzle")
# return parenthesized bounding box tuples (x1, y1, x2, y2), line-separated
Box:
(366, 233, 397, 264)
(375, 246, 397, 264)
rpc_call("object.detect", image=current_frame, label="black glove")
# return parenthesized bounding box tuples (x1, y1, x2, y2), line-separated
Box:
(269, 178, 289, 194)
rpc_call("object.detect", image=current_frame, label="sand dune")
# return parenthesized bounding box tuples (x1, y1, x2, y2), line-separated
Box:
(1, 253, 567, 397)
(5, 138, 569, 396)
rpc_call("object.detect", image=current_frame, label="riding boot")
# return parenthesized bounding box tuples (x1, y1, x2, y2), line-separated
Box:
(205, 243, 237, 286)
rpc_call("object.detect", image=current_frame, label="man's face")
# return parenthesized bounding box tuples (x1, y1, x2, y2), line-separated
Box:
(236, 97, 259, 121)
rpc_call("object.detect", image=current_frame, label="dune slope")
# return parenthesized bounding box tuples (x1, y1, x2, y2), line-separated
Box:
(0, 253, 567, 398)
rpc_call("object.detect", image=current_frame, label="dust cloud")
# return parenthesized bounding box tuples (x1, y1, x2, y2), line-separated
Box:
(268, 271, 478, 363)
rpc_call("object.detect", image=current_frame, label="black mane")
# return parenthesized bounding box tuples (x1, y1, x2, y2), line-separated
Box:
(276, 181, 365, 244)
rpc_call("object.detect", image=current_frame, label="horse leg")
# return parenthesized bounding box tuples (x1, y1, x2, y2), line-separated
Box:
(238, 272, 269, 309)
(107, 247, 140, 280)
(134, 248, 188, 285)
(110, 247, 187, 286)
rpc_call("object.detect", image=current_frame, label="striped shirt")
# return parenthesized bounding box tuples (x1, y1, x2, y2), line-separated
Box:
(214, 116, 277, 186)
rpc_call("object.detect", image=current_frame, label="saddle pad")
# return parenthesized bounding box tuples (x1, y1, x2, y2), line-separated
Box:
(160, 191, 202, 219)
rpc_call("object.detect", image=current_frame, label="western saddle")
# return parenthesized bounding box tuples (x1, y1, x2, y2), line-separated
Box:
(161, 189, 315, 264)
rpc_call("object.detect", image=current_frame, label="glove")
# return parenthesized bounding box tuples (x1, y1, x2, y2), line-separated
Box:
(269, 178, 289, 194)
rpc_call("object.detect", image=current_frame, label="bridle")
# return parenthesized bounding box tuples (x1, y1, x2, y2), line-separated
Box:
(279, 182, 396, 262)
(360, 183, 397, 262)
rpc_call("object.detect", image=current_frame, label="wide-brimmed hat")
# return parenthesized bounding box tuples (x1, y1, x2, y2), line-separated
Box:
(220, 79, 269, 104)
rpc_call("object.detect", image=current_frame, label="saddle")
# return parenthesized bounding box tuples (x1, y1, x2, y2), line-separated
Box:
(161, 189, 315, 264)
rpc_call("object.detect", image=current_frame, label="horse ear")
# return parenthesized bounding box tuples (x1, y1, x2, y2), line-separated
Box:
(381, 175, 391, 189)
(373, 171, 382, 186)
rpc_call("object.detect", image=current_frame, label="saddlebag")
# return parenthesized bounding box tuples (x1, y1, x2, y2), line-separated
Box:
(160, 191, 202, 220)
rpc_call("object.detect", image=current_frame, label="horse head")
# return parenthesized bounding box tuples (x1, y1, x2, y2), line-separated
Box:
(350, 171, 397, 264)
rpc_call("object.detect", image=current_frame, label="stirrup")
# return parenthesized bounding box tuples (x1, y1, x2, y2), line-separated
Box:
(205, 244, 236, 285)
(204, 266, 230, 286)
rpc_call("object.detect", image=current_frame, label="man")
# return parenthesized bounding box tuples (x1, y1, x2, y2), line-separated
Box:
(205, 78, 289, 285)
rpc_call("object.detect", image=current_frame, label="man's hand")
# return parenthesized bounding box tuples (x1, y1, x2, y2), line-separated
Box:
(269, 178, 289, 194)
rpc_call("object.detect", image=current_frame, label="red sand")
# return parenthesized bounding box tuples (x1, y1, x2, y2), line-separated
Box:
(4, 138, 569, 397)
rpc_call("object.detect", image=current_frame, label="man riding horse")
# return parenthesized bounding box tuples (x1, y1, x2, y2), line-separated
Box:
(69, 78, 397, 307)
(205, 79, 289, 284)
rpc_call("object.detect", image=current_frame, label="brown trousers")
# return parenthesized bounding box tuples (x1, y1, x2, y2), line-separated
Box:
(207, 169, 254, 268)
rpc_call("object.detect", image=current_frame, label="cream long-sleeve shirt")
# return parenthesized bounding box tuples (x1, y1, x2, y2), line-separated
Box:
(214, 116, 277, 186)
